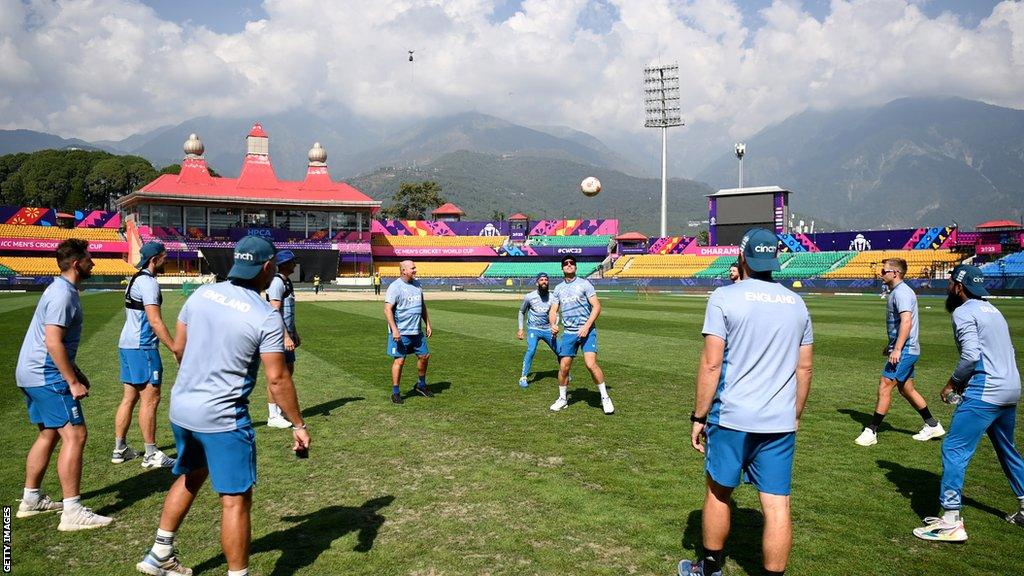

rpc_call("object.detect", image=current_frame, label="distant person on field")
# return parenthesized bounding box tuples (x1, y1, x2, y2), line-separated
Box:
(313, 274, 322, 295)
(266, 250, 302, 429)
(516, 272, 560, 388)
(548, 255, 614, 415)
(728, 261, 742, 283)
(373, 271, 382, 296)
(913, 265, 1024, 542)
(854, 258, 944, 447)
(113, 241, 177, 470)
(16, 239, 114, 531)
(135, 236, 310, 576)
(384, 260, 433, 404)
(679, 228, 813, 576)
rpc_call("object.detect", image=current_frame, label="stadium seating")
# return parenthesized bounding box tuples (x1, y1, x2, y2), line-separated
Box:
(980, 252, 1024, 277)
(0, 263, 14, 276)
(774, 251, 855, 279)
(0, 224, 122, 241)
(528, 235, 613, 248)
(692, 256, 740, 278)
(0, 256, 134, 276)
(372, 235, 508, 248)
(607, 255, 721, 278)
(822, 250, 965, 279)
(375, 262, 490, 278)
(483, 261, 600, 278)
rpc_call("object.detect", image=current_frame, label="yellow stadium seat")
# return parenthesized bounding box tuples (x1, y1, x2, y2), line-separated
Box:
(372, 235, 508, 248)
(822, 250, 966, 279)
(0, 256, 135, 276)
(607, 254, 721, 278)
(375, 262, 489, 278)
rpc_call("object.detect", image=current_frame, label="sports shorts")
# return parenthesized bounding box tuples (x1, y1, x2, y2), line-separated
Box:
(882, 353, 919, 383)
(171, 423, 257, 494)
(387, 333, 429, 358)
(119, 348, 163, 386)
(705, 423, 796, 496)
(22, 381, 85, 428)
(558, 328, 598, 357)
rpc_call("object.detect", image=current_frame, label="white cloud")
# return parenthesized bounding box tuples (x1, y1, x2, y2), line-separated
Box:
(0, 0, 1022, 142)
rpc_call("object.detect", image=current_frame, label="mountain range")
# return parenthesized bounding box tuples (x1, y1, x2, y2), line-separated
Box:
(2, 97, 1022, 230)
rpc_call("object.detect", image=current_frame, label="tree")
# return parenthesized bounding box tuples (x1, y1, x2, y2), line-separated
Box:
(159, 163, 221, 177)
(696, 230, 709, 245)
(381, 181, 445, 219)
(490, 210, 506, 221)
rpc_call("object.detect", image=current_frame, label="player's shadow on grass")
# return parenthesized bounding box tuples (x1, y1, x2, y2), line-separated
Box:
(877, 460, 1006, 520)
(681, 506, 764, 576)
(568, 387, 607, 409)
(192, 495, 395, 576)
(836, 408, 916, 435)
(302, 396, 364, 418)
(81, 469, 174, 516)
(403, 381, 451, 398)
(528, 369, 559, 384)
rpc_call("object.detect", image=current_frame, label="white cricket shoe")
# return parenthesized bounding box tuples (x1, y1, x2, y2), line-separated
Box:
(601, 396, 615, 415)
(141, 450, 175, 469)
(57, 506, 113, 531)
(913, 516, 967, 542)
(549, 397, 569, 412)
(17, 494, 62, 518)
(266, 416, 292, 429)
(854, 427, 877, 446)
(136, 550, 193, 576)
(913, 422, 945, 441)
(112, 444, 140, 464)
(518, 377, 529, 388)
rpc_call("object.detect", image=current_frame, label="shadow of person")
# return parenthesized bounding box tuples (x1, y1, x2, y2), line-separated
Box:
(680, 504, 764, 576)
(568, 387, 603, 409)
(191, 495, 395, 576)
(402, 381, 451, 398)
(836, 408, 915, 435)
(876, 460, 1005, 520)
(302, 396, 364, 418)
(80, 468, 174, 516)
(528, 369, 559, 384)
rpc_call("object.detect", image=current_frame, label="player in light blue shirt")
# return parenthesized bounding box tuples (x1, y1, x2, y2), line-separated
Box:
(516, 273, 559, 388)
(113, 241, 177, 469)
(680, 228, 813, 576)
(15, 239, 113, 531)
(854, 257, 943, 447)
(548, 255, 614, 415)
(914, 265, 1024, 542)
(135, 236, 311, 576)
(265, 249, 301, 428)
(384, 260, 433, 404)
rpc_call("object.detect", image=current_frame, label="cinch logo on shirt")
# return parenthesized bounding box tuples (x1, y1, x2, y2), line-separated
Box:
(744, 291, 796, 304)
(202, 289, 252, 312)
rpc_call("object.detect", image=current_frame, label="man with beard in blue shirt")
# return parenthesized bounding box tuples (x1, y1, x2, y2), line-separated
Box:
(516, 273, 559, 388)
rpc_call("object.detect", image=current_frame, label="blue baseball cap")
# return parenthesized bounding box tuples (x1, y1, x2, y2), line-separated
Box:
(135, 241, 166, 268)
(276, 249, 296, 265)
(739, 228, 781, 273)
(950, 264, 989, 297)
(228, 236, 277, 280)
(535, 272, 549, 281)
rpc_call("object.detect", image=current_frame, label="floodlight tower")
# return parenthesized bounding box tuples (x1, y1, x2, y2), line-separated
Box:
(734, 142, 745, 188)
(644, 63, 683, 238)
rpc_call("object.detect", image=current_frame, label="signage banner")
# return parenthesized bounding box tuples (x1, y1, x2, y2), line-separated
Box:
(684, 244, 739, 257)
(371, 246, 498, 257)
(0, 238, 128, 253)
(976, 244, 1002, 255)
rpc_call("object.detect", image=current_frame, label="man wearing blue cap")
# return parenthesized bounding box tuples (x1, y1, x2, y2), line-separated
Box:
(266, 249, 301, 429)
(679, 228, 813, 576)
(913, 265, 1024, 542)
(113, 240, 177, 469)
(516, 272, 559, 388)
(135, 236, 310, 576)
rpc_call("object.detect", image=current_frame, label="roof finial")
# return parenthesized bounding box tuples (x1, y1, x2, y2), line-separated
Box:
(308, 142, 327, 165)
(183, 133, 204, 157)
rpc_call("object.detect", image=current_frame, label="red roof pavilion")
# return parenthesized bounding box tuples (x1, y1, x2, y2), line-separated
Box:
(432, 202, 465, 216)
(976, 219, 1022, 230)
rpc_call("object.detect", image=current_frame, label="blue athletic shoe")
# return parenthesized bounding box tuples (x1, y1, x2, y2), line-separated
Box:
(678, 559, 721, 576)
(519, 377, 529, 388)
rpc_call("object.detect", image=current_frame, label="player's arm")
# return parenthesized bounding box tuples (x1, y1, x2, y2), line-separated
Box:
(262, 351, 310, 452)
(421, 296, 432, 338)
(795, 344, 813, 424)
(517, 299, 528, 339)
(579, 294, 601, 336)
(548, 300, 560, 335)
(691, 334, 725, 454)
(171, 320, 188, 364)
(945, 312, 980, 399)
(43, 324, 87, 399)
(384, 302, 400, 340)
(144, 304, 176, 353)
(888, 310, 912, 364)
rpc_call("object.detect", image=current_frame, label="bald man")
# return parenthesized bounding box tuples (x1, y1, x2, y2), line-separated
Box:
(384, 260, 433, 404)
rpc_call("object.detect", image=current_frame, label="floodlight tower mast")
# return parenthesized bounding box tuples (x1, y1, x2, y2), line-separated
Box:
(644, 63, 683, 238)
(734, 142, 745, 188)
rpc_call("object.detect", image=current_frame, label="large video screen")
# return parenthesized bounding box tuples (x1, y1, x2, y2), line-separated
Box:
(715, 194, 775, 225)
(716, 222, 775, 246)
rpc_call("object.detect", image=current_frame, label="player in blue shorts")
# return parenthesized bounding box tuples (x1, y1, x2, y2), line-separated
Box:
(548, 255, 614, 415)
(679, 228, 813, 576)
(135, 236, 311, 576)
(854, 257, 943, 446)
(266, 249, 302, 428)
(113, 241, 177, 469)
(16, 239, 113, 531)
(516, 272, 559, 388)
(384, 260, 433, 404)
(913, 265, 1024, 542)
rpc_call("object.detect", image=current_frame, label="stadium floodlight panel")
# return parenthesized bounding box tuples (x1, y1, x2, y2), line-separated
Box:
(643, 64, 684, 128)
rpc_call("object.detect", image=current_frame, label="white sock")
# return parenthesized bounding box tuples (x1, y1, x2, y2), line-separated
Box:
(63, 495, 82, 512)
(597, 383, 608, 398)
(152, 528, 176, 557)
(227, 569, 249, 576)
(22, 487, 40, 503)
(268, 403, 280, 418)
(942, 509, 960, 523)
(558, 386, 567, 400)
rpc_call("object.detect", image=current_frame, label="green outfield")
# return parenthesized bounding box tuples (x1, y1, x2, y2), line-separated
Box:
(2, 291, 1023, 575)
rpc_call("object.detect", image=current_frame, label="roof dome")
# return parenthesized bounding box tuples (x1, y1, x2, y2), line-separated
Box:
(183, 133, 204, 156)
(308, 142, 327, 164)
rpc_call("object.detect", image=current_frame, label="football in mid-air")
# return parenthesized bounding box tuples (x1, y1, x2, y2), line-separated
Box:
(580, 176, 601, 197)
